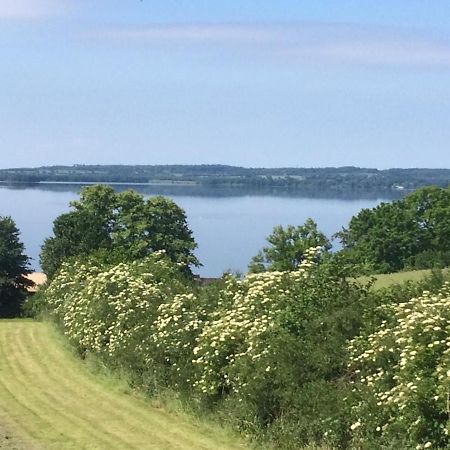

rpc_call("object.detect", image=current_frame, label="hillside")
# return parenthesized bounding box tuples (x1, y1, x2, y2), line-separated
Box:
(0, 320, 249, 450)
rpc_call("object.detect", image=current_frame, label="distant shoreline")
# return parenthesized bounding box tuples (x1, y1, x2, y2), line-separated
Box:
(0, 180, 200, 187)
(1, 165, 448, 195)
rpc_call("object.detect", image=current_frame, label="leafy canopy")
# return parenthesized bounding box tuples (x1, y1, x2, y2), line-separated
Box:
(40, 185, 199, 278)
(336, 186, 450, 274)
(348, 282, 450, 449)
(248, 218, 331, 273)
(0, 216, 32, 317)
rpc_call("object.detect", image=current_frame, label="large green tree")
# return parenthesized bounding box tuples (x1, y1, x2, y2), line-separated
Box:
(0, 216, 32, 317)
(336, 185, 450, 274)
(248, 218, 331, 273)
(40, 185, 199, 278)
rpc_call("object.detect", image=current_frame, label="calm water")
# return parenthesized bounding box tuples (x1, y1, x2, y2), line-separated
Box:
(0, 183, 399, 276)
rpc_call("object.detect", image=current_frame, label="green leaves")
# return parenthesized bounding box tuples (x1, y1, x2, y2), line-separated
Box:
(43, 246, 365, 435)
(0, 216, 31, 317)
(337, 186, 450, 274)
(248, 218, 331, 273)
(40, 185, 199, 278)
(348, 283, 450, 448)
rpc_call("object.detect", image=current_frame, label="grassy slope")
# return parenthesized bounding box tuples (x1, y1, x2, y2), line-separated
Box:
(0, 320, 249, 450)
(357, 268, 450, 289)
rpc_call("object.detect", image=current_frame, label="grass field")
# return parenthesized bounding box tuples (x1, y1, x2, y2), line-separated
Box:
(0, 320, 249, 450)
(356, 267, 450, 289)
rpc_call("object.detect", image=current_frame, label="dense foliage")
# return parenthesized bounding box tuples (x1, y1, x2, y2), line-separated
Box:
(40, 185, 199, 278)
(248, 219, 331, 272)
(36, 240, 450, 449)
(43, 253, 189, 369)
(337, 186, 450, 274)
(0, 216, 32, 317)
(39, 247, 378, 448)
(348, 282, 450, 449)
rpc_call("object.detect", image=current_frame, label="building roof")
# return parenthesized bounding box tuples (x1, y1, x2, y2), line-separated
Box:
(25, 272, 47, 293)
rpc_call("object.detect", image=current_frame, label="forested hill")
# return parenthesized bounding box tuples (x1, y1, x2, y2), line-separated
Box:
(1, 165, 449, 192)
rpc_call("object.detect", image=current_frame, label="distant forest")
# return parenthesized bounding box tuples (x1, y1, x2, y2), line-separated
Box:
(1, 165, 449, 193)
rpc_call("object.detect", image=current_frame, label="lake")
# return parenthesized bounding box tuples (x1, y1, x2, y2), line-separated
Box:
(0, 183, 401, 276)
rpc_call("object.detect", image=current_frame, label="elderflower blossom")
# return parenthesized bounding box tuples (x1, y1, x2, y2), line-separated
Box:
(348, 282, 450, 447)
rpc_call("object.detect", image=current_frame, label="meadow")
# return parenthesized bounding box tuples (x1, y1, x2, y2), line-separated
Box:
(357, 267, 450, 289)
(0, 320, 249, 450)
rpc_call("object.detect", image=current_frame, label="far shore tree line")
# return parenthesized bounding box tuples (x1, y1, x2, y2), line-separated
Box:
(1, 184, 450, 317)
(1, 164, 450, 193)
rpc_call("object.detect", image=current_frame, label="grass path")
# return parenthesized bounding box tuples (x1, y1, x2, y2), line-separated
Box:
(0, 320, 249, 450)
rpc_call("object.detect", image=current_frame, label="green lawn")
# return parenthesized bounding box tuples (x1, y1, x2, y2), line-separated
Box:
(357, 267, 450, 290)
(0, 320, 249, 450)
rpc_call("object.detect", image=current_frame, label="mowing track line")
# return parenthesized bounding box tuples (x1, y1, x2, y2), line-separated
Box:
(0, 321, 248, 450)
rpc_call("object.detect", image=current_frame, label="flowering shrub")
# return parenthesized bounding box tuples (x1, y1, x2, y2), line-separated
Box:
(192, 258, 314, 397)
(186, 247, 370, 446)
(348, 282, 450, 449)
(42, 245, 382, 448)
(151, 291, 206, 388)
(44, 252, 188, 371)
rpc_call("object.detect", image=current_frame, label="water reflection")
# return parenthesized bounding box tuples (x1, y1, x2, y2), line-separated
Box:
(0, 183, 400, 276)
(0, 181, 405, 200)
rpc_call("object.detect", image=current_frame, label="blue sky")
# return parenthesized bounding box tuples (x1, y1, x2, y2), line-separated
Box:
(1, 1, 450, 169)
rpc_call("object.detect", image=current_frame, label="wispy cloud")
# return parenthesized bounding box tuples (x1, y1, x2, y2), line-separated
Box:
(98, 24, 274, 44)
(94, 23, 450, 68)
(0, 0, 67, 20)
(283, 34, 450, 67)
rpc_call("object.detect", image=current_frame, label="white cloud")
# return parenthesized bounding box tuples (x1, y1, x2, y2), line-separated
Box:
(99, 24, 274, 43)
(94, 23, 450, 68)
(278, 25, 450, 67)
(284, 40, 450, 67)
(0, 0, 67, 20)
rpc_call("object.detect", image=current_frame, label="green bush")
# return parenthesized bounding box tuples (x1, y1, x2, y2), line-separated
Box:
(348, 282, 450, 449)
(43, 252, 189, 373)
(41, 243, 450, 449)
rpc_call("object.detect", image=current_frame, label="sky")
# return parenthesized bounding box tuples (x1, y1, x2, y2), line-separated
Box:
(1, 1, 450, 169)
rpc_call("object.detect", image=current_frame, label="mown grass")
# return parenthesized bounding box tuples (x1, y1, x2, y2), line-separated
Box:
(356, 267, 450, 290)
(0, 320, 251, 450)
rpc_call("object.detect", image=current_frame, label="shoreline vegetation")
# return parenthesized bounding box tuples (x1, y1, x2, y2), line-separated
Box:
(1, 164, 449, 193)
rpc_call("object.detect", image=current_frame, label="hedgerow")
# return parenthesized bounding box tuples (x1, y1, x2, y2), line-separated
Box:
(348, 282, 450, 449)
(44, 252, 189, 373)
(39, 247, 450, 449)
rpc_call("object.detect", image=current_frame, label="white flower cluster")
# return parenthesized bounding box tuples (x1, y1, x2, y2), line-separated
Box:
(45, 254, 177, 362)
(44, 247, 320, 401)
(191, 249, 319, 396)
(152, 292, 206, 382)
(348, 282, 450, 448)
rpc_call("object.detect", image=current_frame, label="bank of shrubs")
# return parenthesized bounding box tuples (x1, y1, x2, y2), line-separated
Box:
(349, 282, 450, 449)
(35, 250, 450, 449)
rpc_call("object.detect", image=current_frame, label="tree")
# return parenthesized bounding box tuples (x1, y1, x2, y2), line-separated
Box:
(0, 216, 32, 317)
(40, 209, 112, 278)
(40, 185, 200, 278)
(248, 218, 331, 273)
(336, 186, 450, 274)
